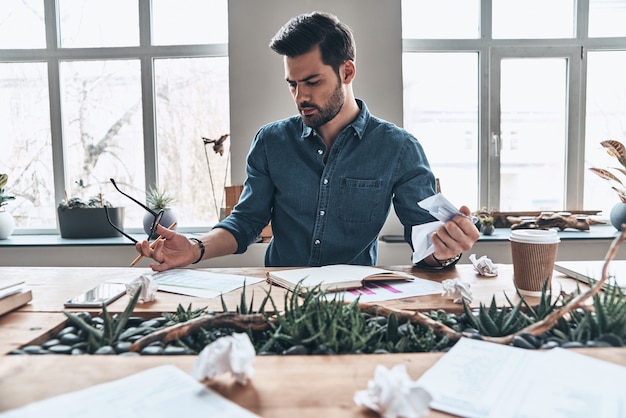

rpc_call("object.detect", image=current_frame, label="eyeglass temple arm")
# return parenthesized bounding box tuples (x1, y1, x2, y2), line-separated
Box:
(104, 206, 138, 244)
(109, 178, 159, 216)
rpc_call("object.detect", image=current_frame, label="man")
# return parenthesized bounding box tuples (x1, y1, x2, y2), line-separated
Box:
(136, 11, 479, 271)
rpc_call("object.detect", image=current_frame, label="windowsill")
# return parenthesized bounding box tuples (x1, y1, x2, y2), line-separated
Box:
(380, 224, 622, 243)
(1, 224, 621, 248)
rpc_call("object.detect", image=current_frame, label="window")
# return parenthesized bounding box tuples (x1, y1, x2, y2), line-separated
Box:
(0, 0, 229, 234)
(402, 0, 626, 216)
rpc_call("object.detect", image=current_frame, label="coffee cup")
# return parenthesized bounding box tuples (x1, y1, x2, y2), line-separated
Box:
(509, 229, 560, 297)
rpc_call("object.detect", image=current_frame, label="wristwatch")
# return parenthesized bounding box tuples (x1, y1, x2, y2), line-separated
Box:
(432, 253, 462, 267)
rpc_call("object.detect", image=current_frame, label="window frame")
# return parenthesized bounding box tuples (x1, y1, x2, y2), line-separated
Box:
(0, 0, 228, 234)
(402, 0, 626, 212)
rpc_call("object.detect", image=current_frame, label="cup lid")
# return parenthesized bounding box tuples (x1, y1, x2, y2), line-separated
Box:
(509, 229, 560, 244)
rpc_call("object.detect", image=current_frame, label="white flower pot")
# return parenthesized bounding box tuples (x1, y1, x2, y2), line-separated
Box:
(0, 210, 15, 239)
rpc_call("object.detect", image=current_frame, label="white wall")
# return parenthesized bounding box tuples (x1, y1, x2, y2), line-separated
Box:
(228, 0, 404, 183)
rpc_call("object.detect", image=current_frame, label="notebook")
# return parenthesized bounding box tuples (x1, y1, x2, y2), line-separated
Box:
(554, 260, 626, 291)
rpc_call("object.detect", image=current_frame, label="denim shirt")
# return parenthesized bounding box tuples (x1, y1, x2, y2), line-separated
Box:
(215, 100, 437, 267)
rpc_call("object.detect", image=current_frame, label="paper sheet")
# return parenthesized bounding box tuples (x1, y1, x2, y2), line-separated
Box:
(0, 365, 260, 418)
(151, 269, 264, 298)
(336, 278, 442, 303)
(416, 338, 626, 418)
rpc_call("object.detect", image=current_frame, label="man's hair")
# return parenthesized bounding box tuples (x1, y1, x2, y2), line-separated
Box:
(269, 11, 356, 74)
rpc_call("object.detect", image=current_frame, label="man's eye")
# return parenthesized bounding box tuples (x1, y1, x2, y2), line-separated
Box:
(307, 81, 320, 86)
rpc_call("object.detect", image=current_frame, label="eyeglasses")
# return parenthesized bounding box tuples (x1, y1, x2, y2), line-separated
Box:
(104, 178, 164, 243)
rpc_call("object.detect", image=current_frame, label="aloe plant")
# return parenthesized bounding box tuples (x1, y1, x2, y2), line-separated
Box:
(62, 286, 143, 353)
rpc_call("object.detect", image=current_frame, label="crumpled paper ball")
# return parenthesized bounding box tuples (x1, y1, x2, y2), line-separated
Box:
(469, 253, 498, 277)
(441, 278, 473, 304)
(125, 274, 158, 303)
(354, 364, 432, 418)
(191, 332, 256, 385)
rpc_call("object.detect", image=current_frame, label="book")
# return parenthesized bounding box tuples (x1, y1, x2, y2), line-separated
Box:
(554, 260, 626, 291)
(0, 280, 25, 299)
(0, 289, 33, 317)
(266, 264, 416, 293)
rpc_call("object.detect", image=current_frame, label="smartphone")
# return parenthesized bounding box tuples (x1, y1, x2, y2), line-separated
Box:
(64, 283, 127, 308)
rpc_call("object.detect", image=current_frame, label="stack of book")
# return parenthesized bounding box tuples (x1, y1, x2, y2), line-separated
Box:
(0, 280, 32, 316)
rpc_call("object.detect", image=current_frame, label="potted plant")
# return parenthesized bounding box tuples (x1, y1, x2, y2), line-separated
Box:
(473, 207, 496, 235)
(143, 186, 177, 236)
(589, 139, 626, 230)
(57, 193, 125, 239)
(0, 173, 16, 239)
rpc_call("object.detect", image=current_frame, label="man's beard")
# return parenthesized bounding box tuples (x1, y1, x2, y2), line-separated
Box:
(300, 82, 345, 129)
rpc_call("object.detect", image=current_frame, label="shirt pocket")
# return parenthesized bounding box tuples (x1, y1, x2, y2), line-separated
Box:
(338, 178, 382, 223)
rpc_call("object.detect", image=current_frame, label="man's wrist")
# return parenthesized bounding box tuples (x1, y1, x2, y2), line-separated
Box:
(432, 253, 461, 267)
(189, 238, 205, 264)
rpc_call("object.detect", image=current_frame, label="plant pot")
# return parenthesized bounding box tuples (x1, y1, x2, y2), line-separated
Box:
(58, 207, 124, 238)
(481, 224, 495, 235)
(610, 202, 626, 231)
(143, 208, 177, 237)
(0, 210, 15, 239)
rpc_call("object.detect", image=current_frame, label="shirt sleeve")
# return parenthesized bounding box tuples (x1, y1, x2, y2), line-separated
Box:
(390, 134, 439, 245)
(213, 127, 274, 254)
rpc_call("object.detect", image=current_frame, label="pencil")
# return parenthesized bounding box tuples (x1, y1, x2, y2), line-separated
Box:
(130, 222, 177, 267)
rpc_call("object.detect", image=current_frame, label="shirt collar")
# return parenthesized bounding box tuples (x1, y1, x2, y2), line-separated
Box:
(301, 99, 369, 140)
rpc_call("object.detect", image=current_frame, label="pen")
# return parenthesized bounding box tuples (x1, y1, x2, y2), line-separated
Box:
(130, 222, 177, 267)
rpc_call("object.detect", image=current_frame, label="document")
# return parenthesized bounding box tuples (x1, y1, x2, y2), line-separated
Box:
(337, 278, 442, 303)
(0, 365, 260, 418)
(151, 269, 264, 298)
(416, 337, 626, 418)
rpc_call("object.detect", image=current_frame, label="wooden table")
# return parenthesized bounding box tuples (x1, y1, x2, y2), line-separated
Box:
(1, 264, 624, 417)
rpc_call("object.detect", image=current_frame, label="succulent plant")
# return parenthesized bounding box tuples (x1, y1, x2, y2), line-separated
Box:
(0, 173, 16, 208)
(146, 186, 175, 210)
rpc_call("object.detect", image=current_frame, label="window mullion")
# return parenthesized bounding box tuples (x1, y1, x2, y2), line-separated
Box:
(139, 0, 157, 192)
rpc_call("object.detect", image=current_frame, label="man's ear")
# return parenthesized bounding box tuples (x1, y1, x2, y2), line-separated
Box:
(342, 60, 356, 83)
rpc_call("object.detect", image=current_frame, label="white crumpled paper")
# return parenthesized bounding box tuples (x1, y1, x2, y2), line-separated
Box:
(354, 364, 432, 418)
(412, 193, 478, 264)
(191, 332, 256, 385)
(469, 253, 498, 277)
(125, 274, 158, 303)
(441, 278, 473, 304)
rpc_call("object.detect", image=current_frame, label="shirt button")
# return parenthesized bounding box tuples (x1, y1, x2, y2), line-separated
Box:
(317, 149, 323, 155)
(314, 239, 321, 245)
(323, 179, 329, 185)
(320, 210, 325, 216)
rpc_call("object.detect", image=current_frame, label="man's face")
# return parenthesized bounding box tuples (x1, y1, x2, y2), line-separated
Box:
(284, 46, 345, 129)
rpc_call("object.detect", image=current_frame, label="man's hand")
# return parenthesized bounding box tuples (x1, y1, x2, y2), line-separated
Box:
(135, 224, 197, 271)
(430, 205, 480, 262)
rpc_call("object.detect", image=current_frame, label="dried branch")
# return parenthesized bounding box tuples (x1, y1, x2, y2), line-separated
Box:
(129, 312, 270, 352)
(357, 303, 463, 342)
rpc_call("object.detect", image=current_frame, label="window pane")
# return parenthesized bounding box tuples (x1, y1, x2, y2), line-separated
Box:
(152, 0, 228, 45)
(58, 0, 139, 48)
(499, 59, 567, 211)
(584, 51, 626, 216)
(154, 57, 230, 226)
(59, 60, 145, 228)
(0, 62, 54, 228)
(0, 0, 46, 49)
(403, 53, 478, 208)
(589, 0, 626, 38)
(492, 0, 574, 39)
(401, 0, 479, 39)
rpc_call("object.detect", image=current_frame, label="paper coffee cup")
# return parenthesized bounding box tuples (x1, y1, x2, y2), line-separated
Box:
(509, 229, 560, 297)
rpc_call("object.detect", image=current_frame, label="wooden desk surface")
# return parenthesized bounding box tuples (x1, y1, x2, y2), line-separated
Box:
(0, 264, 622, 418)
